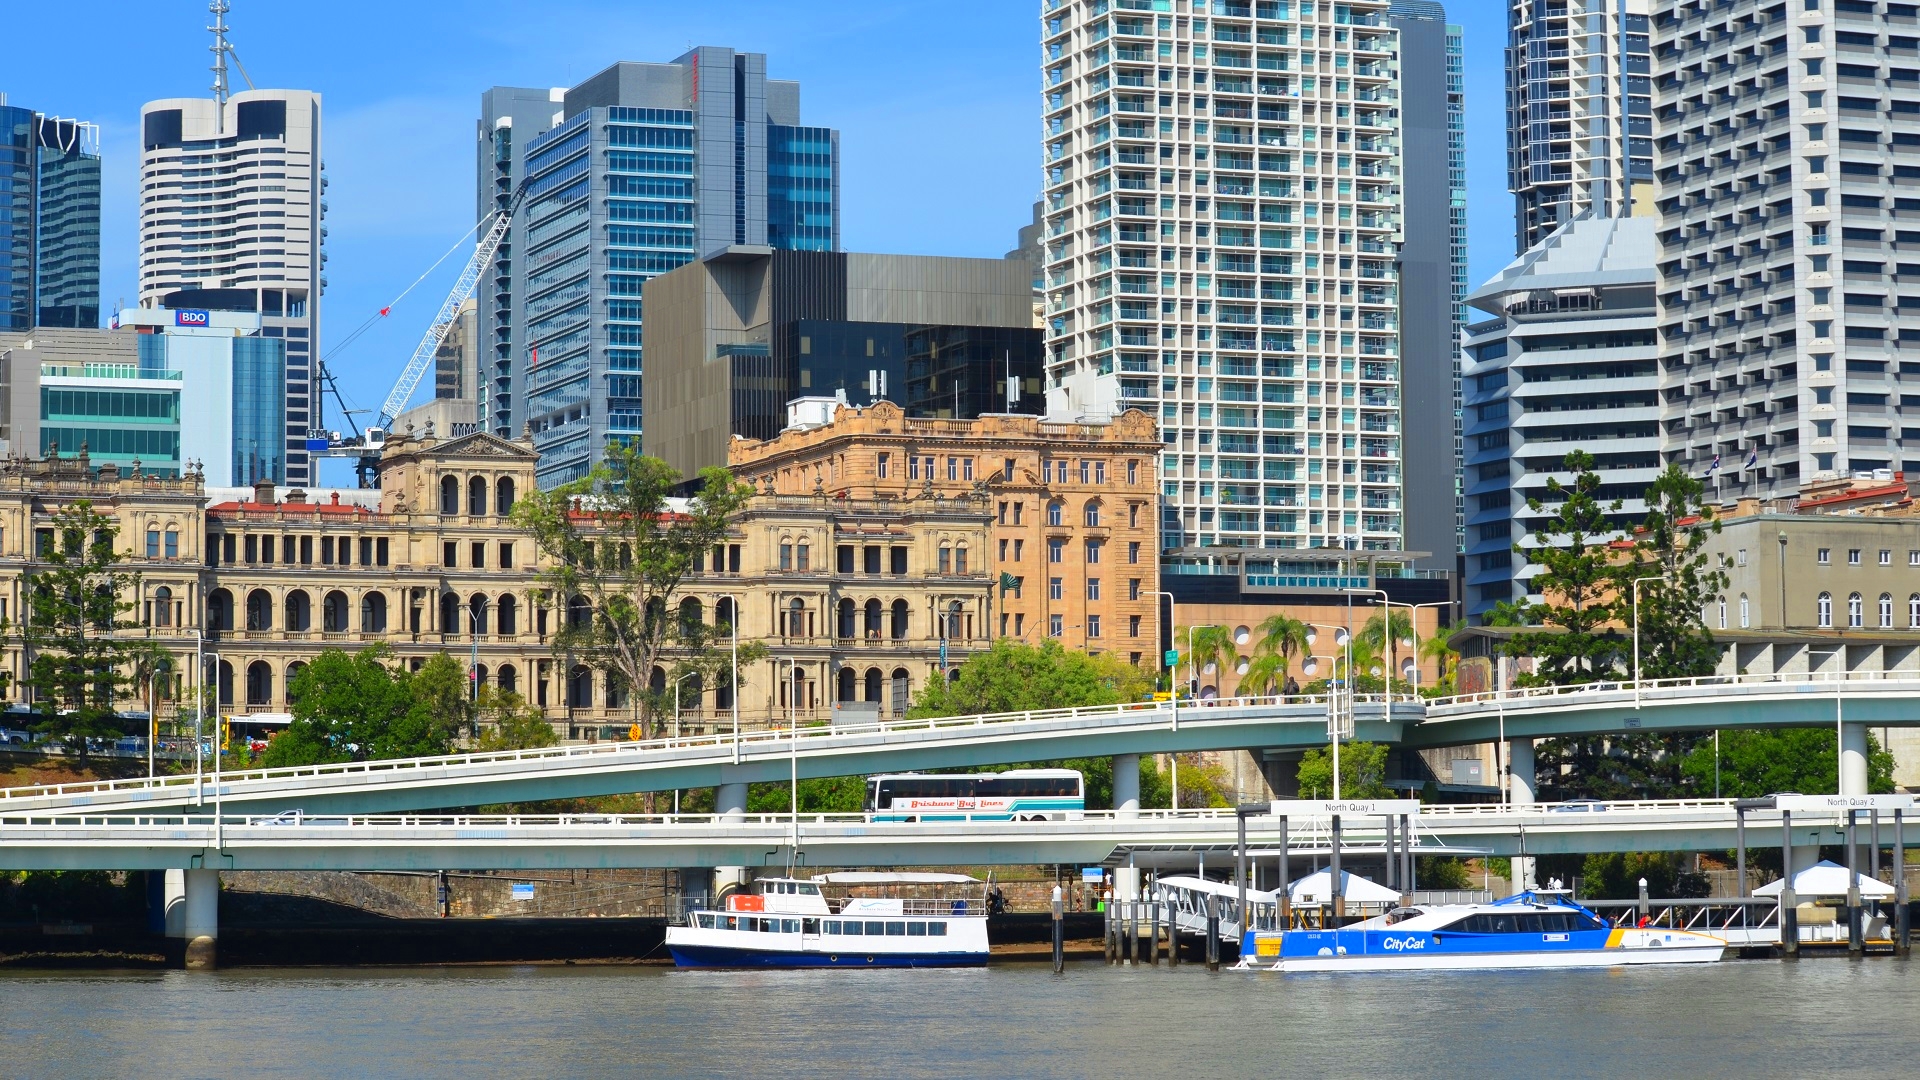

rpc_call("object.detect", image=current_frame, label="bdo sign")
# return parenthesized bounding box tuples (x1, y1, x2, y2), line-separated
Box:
(174, 309, 211, 327)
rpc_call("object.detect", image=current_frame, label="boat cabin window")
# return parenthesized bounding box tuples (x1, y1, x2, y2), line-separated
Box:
(928, 921, 947, 936)
(1383, 907, 1424, 925)
(1443, 911, 1604, 934)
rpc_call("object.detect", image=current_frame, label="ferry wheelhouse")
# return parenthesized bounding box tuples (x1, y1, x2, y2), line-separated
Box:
(1237, 889, 1726, 972)
(667, 872, 991, 969)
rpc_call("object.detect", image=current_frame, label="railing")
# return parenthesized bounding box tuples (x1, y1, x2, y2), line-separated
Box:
(0, 693, 1363, 805)
(1424, 667, 1920, 711)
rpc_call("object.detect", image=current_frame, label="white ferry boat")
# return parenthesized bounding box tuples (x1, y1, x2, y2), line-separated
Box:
(667, 872, 991, 969)
(1237, 888, 1725, 972)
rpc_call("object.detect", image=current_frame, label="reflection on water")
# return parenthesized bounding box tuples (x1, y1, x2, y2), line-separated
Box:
(3, 960, 1916, 1079)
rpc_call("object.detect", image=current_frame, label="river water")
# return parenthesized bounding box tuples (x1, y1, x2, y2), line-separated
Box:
(4, 959, 1914, 1078)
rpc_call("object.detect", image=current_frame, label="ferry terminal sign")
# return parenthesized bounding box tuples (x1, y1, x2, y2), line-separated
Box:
(1774, 794, 1915, 813)
(1262, 799, 1423, 818)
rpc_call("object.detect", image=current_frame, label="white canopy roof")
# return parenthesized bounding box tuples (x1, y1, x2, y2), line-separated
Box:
(812, 872, 981, 885)
(1753, 861, 1895, 899)
(1288, 869, 1401, 905)
(1156, 875, 1279, 902)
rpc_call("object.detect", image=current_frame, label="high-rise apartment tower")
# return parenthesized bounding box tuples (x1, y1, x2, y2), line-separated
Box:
(1653, 0, 1920, 495)
(481, 49, 840, 489)
(1043, 0, 1407, 553)
(0, 97, 101, 331)
(1508, 0, 1653, 253)
(137, 89, 323, 486)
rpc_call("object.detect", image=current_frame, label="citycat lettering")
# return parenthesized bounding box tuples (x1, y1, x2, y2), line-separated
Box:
(1382, 936, 1427, 952)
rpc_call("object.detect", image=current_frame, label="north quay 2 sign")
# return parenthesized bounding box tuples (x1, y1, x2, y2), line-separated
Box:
(1774, 794, 1916, 813)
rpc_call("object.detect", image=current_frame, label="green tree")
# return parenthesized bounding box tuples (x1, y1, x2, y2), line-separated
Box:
(261, 647, 461, 767)
(1295, 740, 1391, 799)
(410, 653, 477, 742)
(1419, 620, 1465, 697)
(512, 445, 757, 739)
(1252, 613, 1311, 694)
(1679, 728, 1896, 797)
(1496, 449, 1626, 686)
(1176, 624, 1239, 697)
(1577, 852, 1708, 900)
(17, 500, 155, 760)
(473, 686, 559, 752)
(1624, 464, 1727, 681)
(906, 639, 1149, 718)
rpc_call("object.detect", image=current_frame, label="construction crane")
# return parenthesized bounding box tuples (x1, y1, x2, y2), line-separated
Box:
(312, 186, 523, 486)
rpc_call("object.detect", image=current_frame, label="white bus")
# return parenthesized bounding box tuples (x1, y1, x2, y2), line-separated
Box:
(866, 769, 1085, 822)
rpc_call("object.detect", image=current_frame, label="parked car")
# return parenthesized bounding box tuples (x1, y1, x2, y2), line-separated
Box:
(1550, 798, 1608, 813)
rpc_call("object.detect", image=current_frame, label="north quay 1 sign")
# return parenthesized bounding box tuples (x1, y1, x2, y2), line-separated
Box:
(1262, 799, 1423, 818)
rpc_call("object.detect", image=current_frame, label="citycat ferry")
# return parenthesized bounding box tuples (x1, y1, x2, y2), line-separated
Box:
(1237, 889, 1725, 973)
(666, 872, 991, 968)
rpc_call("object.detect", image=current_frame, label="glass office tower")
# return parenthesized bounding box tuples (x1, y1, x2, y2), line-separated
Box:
(0, 102, 101, 331)
(483, 48, 840, 488)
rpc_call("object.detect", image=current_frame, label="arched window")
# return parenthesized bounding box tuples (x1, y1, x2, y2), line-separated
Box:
(207, 589, 233, 632)
(360, 588, 385, 630)
(441, 591, 460, 634)
(1716, 597, 1726, 630)
(468, 475, 488, 516)
(864, 667, 883, 703)
(246, 661, 273, 706)
(567, 665, 593, 708)
(890, 668, 911, 714)
(153, 585, 174, 628)
(1881, 593, 1895, 629)
(1849, 592, 1864, 629)
(786, 598, 807, 638)
(890, 598, 910, 640)
(567, 594, 591, 630)
(679, 598, 703, 634)
(1911, 594, 1920, 629)
(837, 666, 857, 702)
(164, 527, 179, 559)
(440, 475, 459, 514)
(216, 660, 235, 707)
(1047, 500, 1064, 526)
(246, 589, 273, 631)
(1739, 594, 1750, 629)
(937, 542, 952, 575)
(955, 544, 969, 575)
(495, 477, 516, 516)
(497, 663, 518, 693)
(1818, 592, 1833, 628)
(837, 598, 856, 639)
(498, 594, 518, 635)
(796, 540, 811, 572)
(287, 661, 307, 697)
(469, 593, 488, 634)
(285, 589, 312, 632)
(323, 590, 348, 633)
(716, 597, 736, 633)
(864, 598, 882, 638)
(1083, 499, 1101, 528)
(475, 664, 489, 689)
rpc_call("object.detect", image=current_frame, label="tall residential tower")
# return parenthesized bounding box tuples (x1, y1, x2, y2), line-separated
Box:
(0, 97, 101, 331)
(1508, 0, 1653, 253)
(1042, 0, 1408, 554)
(480, 49, 839, 489)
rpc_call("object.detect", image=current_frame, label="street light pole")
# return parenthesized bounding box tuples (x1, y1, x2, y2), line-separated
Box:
(786, 657, 802, 860)
(1302, 622, 1352, 798)
(1178, 622, 1222, 810)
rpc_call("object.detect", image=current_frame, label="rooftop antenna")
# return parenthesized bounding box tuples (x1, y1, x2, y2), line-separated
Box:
(208, 1, 256, 109)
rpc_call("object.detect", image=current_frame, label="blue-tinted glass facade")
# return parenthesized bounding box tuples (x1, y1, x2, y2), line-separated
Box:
(0, 105, 100, 331)
(768, 126, 837, 252)
(232, 336, 287, 485)
(503, 50, 840, 490)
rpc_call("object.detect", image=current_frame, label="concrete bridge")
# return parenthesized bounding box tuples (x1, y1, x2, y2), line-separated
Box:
(3, 670, 1917, 819)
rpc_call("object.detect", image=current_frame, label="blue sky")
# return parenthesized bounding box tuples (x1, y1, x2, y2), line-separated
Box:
(8, 0, 1512, 483)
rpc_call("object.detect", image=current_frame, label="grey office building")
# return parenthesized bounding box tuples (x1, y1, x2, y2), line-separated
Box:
(0, 97, 100, 331)
(1391, 1, 1468, 566)
(643, 250, 1042, 479)
(479, 48, 839, 489)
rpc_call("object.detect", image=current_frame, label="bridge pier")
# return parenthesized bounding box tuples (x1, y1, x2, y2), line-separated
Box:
(162, 868, 187, 937)
(183, 868, 218, 971)
(1113, 755, 1140, 818)
(1507, 737, 1536, 892)
(1841, 723, 1870, 797)
(713, 783, 752, 903)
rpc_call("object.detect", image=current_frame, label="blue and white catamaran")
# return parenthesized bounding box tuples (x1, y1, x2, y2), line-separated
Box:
(667, 872, 991, 969)
(1237, 887, 1726, 972)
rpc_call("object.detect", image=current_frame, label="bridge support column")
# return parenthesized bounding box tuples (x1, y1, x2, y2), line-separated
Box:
(1507, 738, 1536, 892)
(183, 869, 218, 971)
(1113, 755, 1141, 818)
(162, 869, 187, 938)
(713, 783, 752, 904)
(1841, 723, 1870, 797)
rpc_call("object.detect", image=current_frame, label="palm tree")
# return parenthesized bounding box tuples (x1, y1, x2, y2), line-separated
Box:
(1178, 625, 1238, 699)
(1421, 620, 1465, 691)
(1239, 651, 1290, 698)
(1361, 608, 1416, 689)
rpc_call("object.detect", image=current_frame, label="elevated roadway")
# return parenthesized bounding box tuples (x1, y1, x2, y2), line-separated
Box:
(4, 671, 1918, 817)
